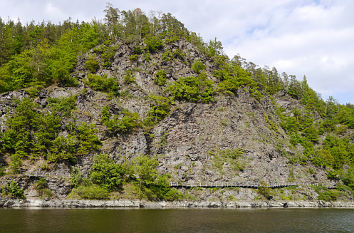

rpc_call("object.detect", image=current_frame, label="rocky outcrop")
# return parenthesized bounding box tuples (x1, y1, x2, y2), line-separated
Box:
(0, 38, 350, 202)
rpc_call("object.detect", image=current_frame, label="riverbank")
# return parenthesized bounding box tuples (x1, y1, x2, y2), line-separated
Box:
(1, 198, 354, 208)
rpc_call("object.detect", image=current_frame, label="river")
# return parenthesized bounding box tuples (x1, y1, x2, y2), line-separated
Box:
(0, 208, 353, 233)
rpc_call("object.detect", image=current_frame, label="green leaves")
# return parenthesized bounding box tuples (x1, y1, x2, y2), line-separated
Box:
(153, 70, 167, 86)
(85, 74, 120, 96)
(101, 107, 141, 135)
(167, 73, 215, 103)
(90, 154, 124, 191)
(1, 181, 25, 199)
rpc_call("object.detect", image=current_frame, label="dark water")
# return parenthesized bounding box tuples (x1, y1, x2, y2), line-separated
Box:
(0, 208, 353, 233)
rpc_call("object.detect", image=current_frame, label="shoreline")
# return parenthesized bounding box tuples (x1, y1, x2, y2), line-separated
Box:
(1, 198, 354, 209)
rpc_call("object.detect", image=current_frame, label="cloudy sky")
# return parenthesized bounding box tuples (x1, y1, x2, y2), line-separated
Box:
(1, 0, 353, 104)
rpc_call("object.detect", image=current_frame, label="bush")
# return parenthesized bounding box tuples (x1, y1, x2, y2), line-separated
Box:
(145, 36, 163, 53)
(90, 154, 124, 191)
(132, 156, 182, 201)
(9, 152, 24, 174)
(48, 122, 101, 163)
(101, 107, 141, 135)
(48, 95, 77, 117)
(85, 55, 100, 73)
(257, 182, 273, 200)
(101, 45, 118, 67)
(153, 70, 167, 86)
(85, 74, 119, 96)
(144, 96, 172, 127)
(162, 50, 173, 61)
(34, 178, 53, 198)
(1, 181, 25, 199)
(191, 59, 206, 74)
(69, 184, 109, 200)
(166, 72, 215, 103)
(314, 185, 340, 201)
(133, 46, 143, 54)
(123, 70, 135, 84)
(129, 54, 139, 62)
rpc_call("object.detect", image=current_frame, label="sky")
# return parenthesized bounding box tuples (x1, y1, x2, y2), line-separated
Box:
(1, 0, 353, 104)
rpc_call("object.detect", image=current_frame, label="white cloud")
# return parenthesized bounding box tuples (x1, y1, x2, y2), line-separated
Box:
(0, 0, 353, 103)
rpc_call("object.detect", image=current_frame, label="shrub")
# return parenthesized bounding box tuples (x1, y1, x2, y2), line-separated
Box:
(34, 178, 53, 198)
(144, 96, 172, 127)
(314, 185, 340, 201)
(48, 122, 101, 163)
(48, 95, 77, 117)
(257, 182, 273, 200)
(166, 72, 215, 103)
(133, 46, 143, 54)
(85, 74, 119, 96)
(1, 181, 25, 199)
(162, 50, 173, 61)
(129, 54, 139, 62)
(101, 45, 118, 67)
(153, 70, 167, 86)
(101, 107, 141, 135)
(123, 70, 135, 84)
(90, 154, 125, 191)
(9, 152, 24, 174)
(191, 59, 206, 74)
(145, 36, 163, 53)
(133, 156, 182, 201)
(69, 184, 109, 200)
(85, 55, 100, 73)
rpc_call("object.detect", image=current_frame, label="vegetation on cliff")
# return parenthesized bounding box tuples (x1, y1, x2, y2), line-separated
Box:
(0, 4, 353, 201)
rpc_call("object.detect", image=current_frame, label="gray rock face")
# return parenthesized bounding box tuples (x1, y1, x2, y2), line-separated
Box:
(0, 39, 349, 202)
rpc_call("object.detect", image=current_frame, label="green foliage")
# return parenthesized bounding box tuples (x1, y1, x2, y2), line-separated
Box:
(0, 21, 103, 93)
(215, 60, 262, 99)
(101, 107, 141, 135)
(144, 36, 163, 53)
(167, 72, 215, 103)
(340, 167, 354, 190)
(47, 95, 77, 117)
(210, 147, 245, 172)
(48, 122, 101, 163)
(1, 181, 25, 199)
(70, 167, 85, 188)
(144, 96, 173, 127)
(191, 59, 206, 74)
(162, 50, 173, 61)
(314, 185, 340, 201)
(264, 114, 278, 132)
(69, 184, 109, 200)
(85, 55, 100, 73)
(34, 178, 53, 198)
(123, 70, 136, 84)
(133, 155, 182, 201)
(0, 96, 93, 164)
(85, 74, 119, 96)
(133, 46, 143, 54)
(257, 182, 273, 200)
(153, 70, 167, 86)
(129, 54, 139, 62)
(9, 152, 24, 174)
(102, 46, 118, 67)
(90, 154, 124, 191)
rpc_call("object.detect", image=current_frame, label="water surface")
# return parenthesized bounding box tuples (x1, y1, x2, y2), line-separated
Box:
(0, 208, 353, 233)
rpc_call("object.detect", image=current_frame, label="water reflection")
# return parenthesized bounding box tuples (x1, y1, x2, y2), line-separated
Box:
(0, 208, 353, 233)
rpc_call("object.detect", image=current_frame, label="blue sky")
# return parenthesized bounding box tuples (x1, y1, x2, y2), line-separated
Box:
(1, 0, 353, 104)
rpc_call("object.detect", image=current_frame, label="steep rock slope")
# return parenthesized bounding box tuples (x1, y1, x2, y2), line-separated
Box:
(0, 9, 352, 202)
